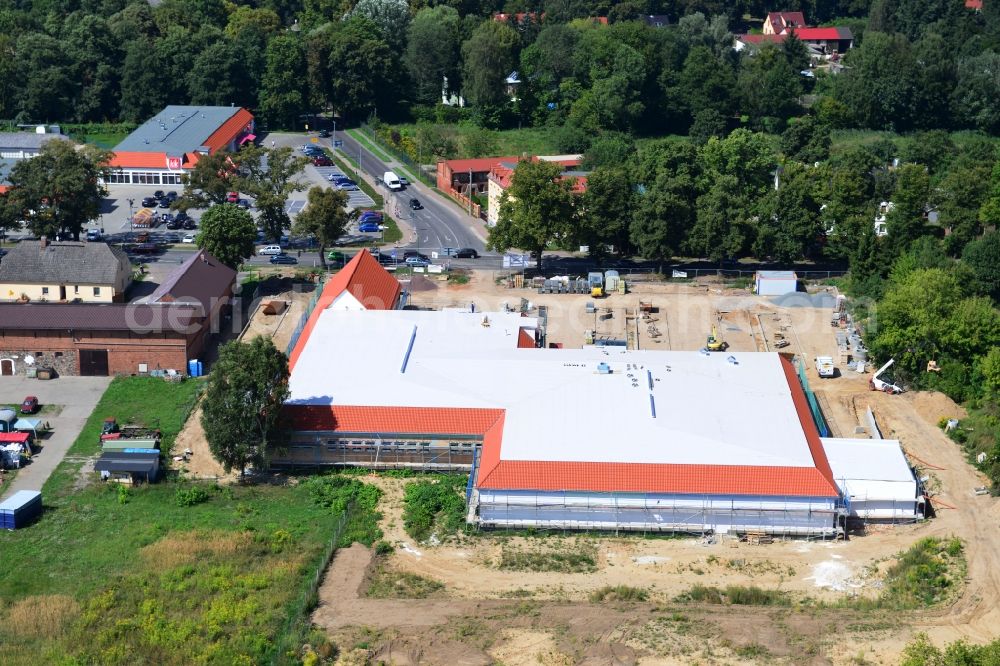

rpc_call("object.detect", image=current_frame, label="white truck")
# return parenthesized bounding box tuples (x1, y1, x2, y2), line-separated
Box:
(383, 171, 402, 191)
(815, 356, 835, 378)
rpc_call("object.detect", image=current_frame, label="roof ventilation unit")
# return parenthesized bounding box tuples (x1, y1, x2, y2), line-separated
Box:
(727, 355, 739, 365)
(596, 362, 611, 374)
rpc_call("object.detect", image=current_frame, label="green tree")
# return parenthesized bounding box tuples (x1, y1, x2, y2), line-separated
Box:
(236, 145, 308, 241)
(677, 45, 736, 121)
(488, 160, 577, 270)
(349, 0, 410, 50)
(755, 163, 824, 262)
(179, 151, 239, 208)
(64, 14, 123, 122)
(953, 52, 1000, 134)
(687, 175, 753, 261)
(689, 109, 727, 146)
(259, 34, 309, 129)
(461, 20, 519, 121)
(781, 117, 831, 164)
(962, 231, 1000, 302)
(325, 17, 395, 121)
(5, 141, 111, 240)
(698, 128, 777, 196)
(582, 132, 636, 168)
(885, 163, 931, 257)
(630, 141, 700, 269)
(120, 41, 167, 122)
(462, 127, 499, 158)
(404, 6, 461, 105)
(291, 187, 351, 269)
(737, 43, 801, 130)
(937, 164, 990, 255)
(980, 160, 1000, 231)
(196, 204, 257, 269)
(519, 23, 581, 121)
(201, 336, 290, 479)
(188, 39, 251, 107)
(13, 33, 77, 122)
(580, 166, 634, 258)
(834, 32, 916, 130)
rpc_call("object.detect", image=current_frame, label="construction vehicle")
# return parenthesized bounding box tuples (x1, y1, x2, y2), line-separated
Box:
(100, 418, 162, 443)
(815, 356, 835, 378)
(706, 325, 726, 351)
(588, 272, 604, 298)
(869, 358, 904, 394)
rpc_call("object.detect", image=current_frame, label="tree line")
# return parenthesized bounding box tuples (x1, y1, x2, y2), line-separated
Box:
(1, 0, 998, 136)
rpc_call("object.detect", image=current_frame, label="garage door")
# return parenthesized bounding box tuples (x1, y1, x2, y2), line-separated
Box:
(79, 349, 109, 376)
(0, 359, 13, 376)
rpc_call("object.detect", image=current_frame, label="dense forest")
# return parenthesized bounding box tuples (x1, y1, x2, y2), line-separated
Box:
(0, 0, 998, 135)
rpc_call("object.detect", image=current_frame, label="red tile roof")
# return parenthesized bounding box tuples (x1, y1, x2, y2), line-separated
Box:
(203, 108, 255, 153)
(441, 157, 517, 173)
(739, 34, 786, 45)
(283, 405, 504, 435)
(965, 0, 982, 9)
(517, 327, 536, 348)
(107, 151, 173, 169)
(767, 11, 806, 33)
(794, 27, 851, 41)
(287, 251, 401, 370)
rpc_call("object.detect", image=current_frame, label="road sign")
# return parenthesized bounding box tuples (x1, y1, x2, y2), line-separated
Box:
(431, 251, 439, 259)
(310, 137, 318, 143)
(390, 249, 397, 258)
(333, 140, 343, 148)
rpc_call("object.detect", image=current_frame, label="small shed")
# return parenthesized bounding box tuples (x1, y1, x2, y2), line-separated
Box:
(0, 490, 43, 529)
(821, 437, 923, 521)
(755, 270, 798, 296)
(94, 451, 160, 484)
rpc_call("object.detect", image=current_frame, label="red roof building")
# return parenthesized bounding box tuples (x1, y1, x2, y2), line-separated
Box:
(105, 106, 255, 187)
(486, 156, 588, 225)
(764, 11, 806, 35)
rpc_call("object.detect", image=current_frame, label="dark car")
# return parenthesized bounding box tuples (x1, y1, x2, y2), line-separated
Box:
(409, 198, 422, 210)
(182, 219, 197, 230)
(403, 250, 428, 261)
(358, 222, 381, 233)
(141, 196, 157, 207)
(237, 198, 252, 209)
(153, 190, 165, 199)
(318, 129, 331, 138)
(158, 198, 171, 209)
(20, 396, 39, 414)
(454, 248, 479, 259)
(270, 254, 298, 265)
(166, 191, 178, 201)
(166, 219, 181, 230)
(160, 212, 175, 224)
(313, 156, 332, 167)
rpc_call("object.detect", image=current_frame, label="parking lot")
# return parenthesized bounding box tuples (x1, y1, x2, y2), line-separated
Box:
(0, 376, 111, 499)
(311, 165, 376, 208)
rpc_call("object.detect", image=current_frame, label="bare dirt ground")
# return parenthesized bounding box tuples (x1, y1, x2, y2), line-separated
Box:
(311, 274, 1000, 665)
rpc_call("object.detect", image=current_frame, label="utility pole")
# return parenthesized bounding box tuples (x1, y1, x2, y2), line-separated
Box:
(468, 168, 473, 216)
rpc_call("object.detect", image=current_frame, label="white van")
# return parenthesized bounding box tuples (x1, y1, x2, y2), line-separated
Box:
(258, 245, 283, 256)
(383, 171, 402, 191)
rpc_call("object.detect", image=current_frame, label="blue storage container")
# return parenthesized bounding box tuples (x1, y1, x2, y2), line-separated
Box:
(0, 490, 42, 529)
(188, 359, 198, 377)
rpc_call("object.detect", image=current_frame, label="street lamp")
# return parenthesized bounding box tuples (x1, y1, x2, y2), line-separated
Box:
(127, 198, 134, 235)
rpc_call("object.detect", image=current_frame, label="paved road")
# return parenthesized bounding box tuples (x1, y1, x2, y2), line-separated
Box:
(0, 376, 111, 499)
(332, 131, 489, 254)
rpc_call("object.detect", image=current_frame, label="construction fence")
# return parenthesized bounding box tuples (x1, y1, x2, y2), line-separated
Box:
(284, 275, 326, 357)
(797, 356, 831, 437)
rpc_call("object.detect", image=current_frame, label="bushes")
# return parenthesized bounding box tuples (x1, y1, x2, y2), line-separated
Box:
(401, 475, 467, 542)
(676, 584, 791, 606)
(303, 474, 383, 546)
(498, 545, 597, 573)
(589, 585, 648, 603)
(175, 484, 212, 507)
(880, 537, 963, 608)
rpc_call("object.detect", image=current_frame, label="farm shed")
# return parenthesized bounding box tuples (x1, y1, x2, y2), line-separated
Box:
(94, 451, 160, 484)
(0, 490, 42, 529)
(821, 437, 922, 521)
(755, 271, 798, 296)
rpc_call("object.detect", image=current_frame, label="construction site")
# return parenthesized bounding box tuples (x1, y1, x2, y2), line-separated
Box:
(163, 257, 997, 663)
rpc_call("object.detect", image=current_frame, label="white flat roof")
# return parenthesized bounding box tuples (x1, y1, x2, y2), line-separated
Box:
(288, 309, 818, 469)
(821, 437, 917, 501)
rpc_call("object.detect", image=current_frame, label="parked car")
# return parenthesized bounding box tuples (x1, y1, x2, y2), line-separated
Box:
(226, 191, 239, 203)
(153, 190, 165, 199)
(182, 219, 197, 230)
(337, 182, 358, 191)
(182, 234, 196, 243)
(141, 196, 157, 207)
(313, 156, 332, 167)
(165, 219, 181, 230)
(358, 222, 381, 233)
(237, 198, 252, 209)
(166, 191, 178, 201)
(20, 396, 39, 414)
(454, 248, 479, 259)
(270, 254, 298, 265)
(258, 245, 283, 256)
(318, 129, 331, 138)
(405, 256, 429, 267)
(158, 198, 171, 209)
(399, 176, 409, 187)
(86, 229, 102, 241)
(404, 250, 428, 261)
(358, 211, 383, 222)
(326, 250, 347, 264)
(409, 198, 422, 210)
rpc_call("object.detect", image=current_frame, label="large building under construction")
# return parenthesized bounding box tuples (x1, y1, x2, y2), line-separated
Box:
(279, 253, 922, 537)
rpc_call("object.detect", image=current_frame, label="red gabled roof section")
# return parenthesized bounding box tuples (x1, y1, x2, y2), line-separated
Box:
(284, 405, 504, 435)
(517, 327, 536, 348)
(108, 151, 170, 169)
(443, 156, 517, 173)
(739, 34, 785, 45)
(794, 27, 849, 40)
(966, 0, 982, 9)
(287, 251, 402, 371)
(203, 108, 254, 153)
(778, 355, 836, 487)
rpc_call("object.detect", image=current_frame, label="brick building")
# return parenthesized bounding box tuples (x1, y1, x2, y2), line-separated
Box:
(0, 249, 235, 377)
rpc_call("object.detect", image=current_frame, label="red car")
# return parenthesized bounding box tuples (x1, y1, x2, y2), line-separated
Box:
(20, 396, 39, 414)
(226, 191, 239, 203)
(313, 156, 332, 167)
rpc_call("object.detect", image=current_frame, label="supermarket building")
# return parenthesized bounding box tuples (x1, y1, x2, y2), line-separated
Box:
(105, 106, 255, 186)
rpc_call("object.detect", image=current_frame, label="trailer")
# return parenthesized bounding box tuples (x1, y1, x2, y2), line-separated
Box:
(0, 490, 43, 529)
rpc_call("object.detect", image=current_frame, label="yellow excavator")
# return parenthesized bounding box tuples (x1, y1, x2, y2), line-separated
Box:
(706, 325, 726, 352)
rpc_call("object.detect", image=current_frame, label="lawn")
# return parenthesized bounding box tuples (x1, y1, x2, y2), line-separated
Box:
(77, 132, 130, 149)
(0, 377, 383, 664)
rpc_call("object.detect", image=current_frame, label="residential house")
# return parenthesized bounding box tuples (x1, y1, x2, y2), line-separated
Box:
(487, 156, 588, 226)
(643, 14, 670, 27)
(0, 238, 132, 303)
(763, 11, 806, 34)
(737, 11, 853, 56)
(139, 249, 236, 336)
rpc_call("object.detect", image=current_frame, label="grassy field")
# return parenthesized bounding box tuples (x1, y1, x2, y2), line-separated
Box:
(384, 124, 561, 160)
(0, 378, 383, 664)
(77, 132, 130, 149)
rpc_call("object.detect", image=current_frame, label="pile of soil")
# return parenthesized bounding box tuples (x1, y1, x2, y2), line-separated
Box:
(406, 275, 438, 292)
(909, 391, 967, 425)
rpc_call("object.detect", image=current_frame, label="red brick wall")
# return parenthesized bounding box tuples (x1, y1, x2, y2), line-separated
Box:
(0, 329, 195, 376)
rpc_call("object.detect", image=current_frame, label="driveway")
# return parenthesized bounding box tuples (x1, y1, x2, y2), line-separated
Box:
(1, 376, 111, 499)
